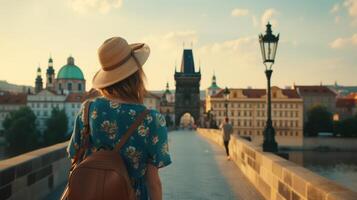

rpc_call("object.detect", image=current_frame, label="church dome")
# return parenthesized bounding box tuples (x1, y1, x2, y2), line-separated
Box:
(57, 56, 84, 80)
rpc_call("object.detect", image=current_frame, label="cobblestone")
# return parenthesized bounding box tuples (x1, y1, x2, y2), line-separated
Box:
(45, 130, 263, 200)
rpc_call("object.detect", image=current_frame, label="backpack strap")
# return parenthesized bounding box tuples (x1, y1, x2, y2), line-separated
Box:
(72, 100, 92, 166)
(114, 109, 149, 152)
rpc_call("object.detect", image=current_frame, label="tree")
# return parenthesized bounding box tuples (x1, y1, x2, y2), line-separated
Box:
(304, 105, 333, 136)
(3, 106, 39, 153)
(335, 115, 357, 137)
(43, 108, 68, 145)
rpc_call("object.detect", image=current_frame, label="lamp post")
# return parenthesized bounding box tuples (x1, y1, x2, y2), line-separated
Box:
(259, 22, 279, 152)
(223, 87, 230, 119)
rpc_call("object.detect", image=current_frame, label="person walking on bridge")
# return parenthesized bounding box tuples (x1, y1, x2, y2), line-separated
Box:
(221, 117, 233, 160)
(66, 37, 171, 200)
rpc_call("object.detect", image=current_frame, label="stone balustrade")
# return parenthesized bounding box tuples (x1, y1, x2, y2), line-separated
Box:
(197, 128, 357, 200)
(0, 142, 70, 200)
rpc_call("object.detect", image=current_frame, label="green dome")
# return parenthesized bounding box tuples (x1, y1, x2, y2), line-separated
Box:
(57, 56, 84, 80)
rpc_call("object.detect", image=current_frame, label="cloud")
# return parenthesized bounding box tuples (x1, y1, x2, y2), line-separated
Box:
(68, 0, 122, 14)
(197, 36, 260, 69)
(330, 34, 357, 48)
(261, 8, 279, 27)
(331, 3, 340, 13)
(196, 36, 265, 88)
(343, 0, 357, 25)
(139, 30, 199, 88)
(231, 8, 250, 17)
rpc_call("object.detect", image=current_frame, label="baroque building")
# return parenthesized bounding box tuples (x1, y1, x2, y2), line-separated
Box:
(174, 49, 201, 127)
(207, 86, 303, 147)
(28, 56, 86, 134)
(206, 72, 221, 97)
(56, 56, 86, 94)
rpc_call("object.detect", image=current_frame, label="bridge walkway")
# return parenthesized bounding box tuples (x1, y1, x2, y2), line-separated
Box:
(45, 130, 263, 200)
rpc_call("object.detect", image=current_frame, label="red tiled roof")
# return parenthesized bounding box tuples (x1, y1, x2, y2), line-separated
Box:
(0, 91, 27, 104)
(282, 89, 300, 98)
(212, 88, 300, 99)
(243, 89, 266, 98)
(295, 85, 336, 96)
(65, 93, 87, 102)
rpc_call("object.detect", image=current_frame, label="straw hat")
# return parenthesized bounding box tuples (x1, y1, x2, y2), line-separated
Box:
(92, 37, 150, 89)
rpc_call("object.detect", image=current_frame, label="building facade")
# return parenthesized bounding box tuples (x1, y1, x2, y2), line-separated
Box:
(29, 56, 86, 134)
(160, 83, 175, 126)
(0, 91, 27, 132)
(174, 49, 201, 127)
(27, 90, 66, 133)
(143, 92, 161, 111)
(294, 85, 336, 122)
(207, 87, 303, 147)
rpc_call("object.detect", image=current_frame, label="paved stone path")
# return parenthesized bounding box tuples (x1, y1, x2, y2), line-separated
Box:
(45, 130, 263, 200)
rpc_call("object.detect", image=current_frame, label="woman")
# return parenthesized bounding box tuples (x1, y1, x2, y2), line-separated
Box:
(67, 37, 172, 200)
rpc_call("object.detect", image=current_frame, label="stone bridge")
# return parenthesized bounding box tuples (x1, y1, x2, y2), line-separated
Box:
(1, 129, 357, 200)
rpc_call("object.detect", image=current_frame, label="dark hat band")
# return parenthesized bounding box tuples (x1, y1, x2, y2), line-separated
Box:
(102, 43, 144, 72)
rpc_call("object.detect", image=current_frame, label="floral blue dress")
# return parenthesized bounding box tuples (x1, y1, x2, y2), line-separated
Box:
(67, 97, 172, 200)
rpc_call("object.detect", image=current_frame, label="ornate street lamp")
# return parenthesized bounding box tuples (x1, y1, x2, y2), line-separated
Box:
(223, 87, 230, 119)
(259, 22, 279, 152)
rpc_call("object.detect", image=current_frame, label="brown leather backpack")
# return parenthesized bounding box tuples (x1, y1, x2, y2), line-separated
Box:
(61, 100, 149, 200)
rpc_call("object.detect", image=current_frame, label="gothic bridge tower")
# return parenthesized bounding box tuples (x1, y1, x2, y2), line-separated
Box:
(174, 49, 201, 127)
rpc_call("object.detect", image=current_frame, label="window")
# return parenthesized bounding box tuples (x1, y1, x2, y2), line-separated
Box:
(78, 83, 82, 91)
(68, 82, 72, 91)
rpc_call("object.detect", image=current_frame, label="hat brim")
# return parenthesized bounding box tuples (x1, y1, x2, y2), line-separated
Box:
(92, 43, 150, 89)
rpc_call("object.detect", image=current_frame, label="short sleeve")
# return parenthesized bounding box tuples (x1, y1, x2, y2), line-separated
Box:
(147, 111, 172, 168)
(67, 107, 84, 159)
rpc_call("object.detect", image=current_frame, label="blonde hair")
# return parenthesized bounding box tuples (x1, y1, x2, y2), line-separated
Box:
(98, 68, 147, 104)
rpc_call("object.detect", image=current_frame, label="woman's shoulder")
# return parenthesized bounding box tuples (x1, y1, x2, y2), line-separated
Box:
(146, 109, 166, 127)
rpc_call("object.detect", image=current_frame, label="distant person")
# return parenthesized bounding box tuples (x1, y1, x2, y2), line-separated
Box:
(221, 117, 233, 160)
(65, 37, 171, 200)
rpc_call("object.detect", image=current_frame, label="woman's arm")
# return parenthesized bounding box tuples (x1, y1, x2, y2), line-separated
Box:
(146, 164, 162, 200)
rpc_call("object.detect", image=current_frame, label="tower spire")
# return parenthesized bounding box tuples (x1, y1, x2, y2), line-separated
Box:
(35, 66, 43, 93)
(46, 56, 55, 90)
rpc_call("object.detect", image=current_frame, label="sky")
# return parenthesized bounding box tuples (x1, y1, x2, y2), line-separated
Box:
(0, 0, 356, 91)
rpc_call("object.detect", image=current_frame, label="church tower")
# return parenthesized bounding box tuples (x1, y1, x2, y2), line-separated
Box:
(174, 49, 201, 127)
(207, 72, 221, 96)
(35, 67, 43, 93)
(46, 57, 55, 91)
